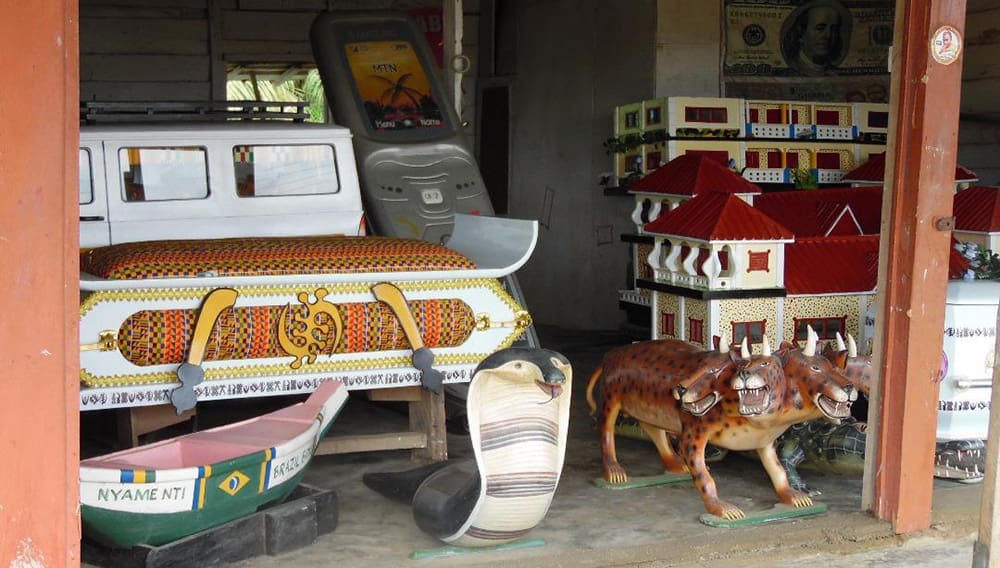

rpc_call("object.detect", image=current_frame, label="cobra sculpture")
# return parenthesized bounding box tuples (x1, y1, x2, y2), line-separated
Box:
(363, 347, 572, 547)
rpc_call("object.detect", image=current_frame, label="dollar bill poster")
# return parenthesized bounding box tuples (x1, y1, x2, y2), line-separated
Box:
(723, 0, 893, 102)
(344, 39, 445, 131)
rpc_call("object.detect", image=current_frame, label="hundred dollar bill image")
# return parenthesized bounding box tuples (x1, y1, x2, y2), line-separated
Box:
(724, 0, 893, 78)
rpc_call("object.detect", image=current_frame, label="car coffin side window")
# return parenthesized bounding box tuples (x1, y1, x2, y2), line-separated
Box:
(118, 147, 209, 202)
(232, 144, 340, 198)
(79, 148, 94, 205)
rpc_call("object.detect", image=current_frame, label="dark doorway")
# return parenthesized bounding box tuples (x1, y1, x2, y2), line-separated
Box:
(478, 84, 510, 215)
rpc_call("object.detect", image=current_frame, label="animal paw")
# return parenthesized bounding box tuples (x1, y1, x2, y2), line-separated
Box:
(708, 500, 746, 520)
(782, 490, 814, 508)
(603, 464, 629, 485)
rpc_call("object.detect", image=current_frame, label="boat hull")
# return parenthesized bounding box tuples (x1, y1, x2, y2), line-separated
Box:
(81, 380, 347, 548)
(81, 463, 310, 548)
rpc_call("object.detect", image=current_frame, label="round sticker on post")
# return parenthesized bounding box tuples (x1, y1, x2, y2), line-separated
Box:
(930, 25, 962, 65)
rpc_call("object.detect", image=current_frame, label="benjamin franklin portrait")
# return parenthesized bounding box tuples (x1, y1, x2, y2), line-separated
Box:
(780, 0, 853, 76)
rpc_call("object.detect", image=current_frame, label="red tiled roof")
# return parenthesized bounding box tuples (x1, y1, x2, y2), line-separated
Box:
(824, 206, 864, 237)
(784, 235, 880, 294)
(644, 193, 793, 241)
(630, 154, 762, 196)
(954, 186, 1000, 232)
(841, 152, 978, 183)
(753, 186, 883, 236)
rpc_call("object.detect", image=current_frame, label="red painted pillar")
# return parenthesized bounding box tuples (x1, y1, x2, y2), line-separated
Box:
(869, 0, 966, 533)
(0, 0, 80, 565)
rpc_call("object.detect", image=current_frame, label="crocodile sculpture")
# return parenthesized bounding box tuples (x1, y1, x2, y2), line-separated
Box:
(590, 327, 857, 519)
(778, 334, 986, 490)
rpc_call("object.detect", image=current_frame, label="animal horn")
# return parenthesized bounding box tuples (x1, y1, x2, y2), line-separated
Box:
(835, 332, 846, 352)
(718, 336, 729, 353)
(847, 333, 858, 358)
(803, 325, 817, 357)
(762, 337, 771, 357)
(740, 336, 750, 359)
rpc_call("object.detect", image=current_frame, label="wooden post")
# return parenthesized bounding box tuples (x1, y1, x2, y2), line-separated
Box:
(443, 0, 465, 116)
(0, 0, 80, 564)
(863, 0, 967, 534)
(974, 302, 1000, 566)
(410, 389, 448, 462)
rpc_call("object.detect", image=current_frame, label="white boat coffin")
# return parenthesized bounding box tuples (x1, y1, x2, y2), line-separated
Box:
(79, 215, 536, 411)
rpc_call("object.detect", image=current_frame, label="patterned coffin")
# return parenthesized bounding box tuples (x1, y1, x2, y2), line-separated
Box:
(80, 214, 536, 410)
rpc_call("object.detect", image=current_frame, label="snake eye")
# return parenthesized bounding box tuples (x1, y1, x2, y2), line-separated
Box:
(810, 365, 821, 372)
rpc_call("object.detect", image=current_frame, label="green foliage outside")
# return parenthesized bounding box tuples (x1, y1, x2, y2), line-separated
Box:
(226, 69, 327, 123)
(955, 241, 1000, 281)
(791, 168, 819, 189)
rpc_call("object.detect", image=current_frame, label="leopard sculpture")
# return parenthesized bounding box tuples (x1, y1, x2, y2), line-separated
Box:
(585, 337, 741, 475)
(591, 327, 857, 520)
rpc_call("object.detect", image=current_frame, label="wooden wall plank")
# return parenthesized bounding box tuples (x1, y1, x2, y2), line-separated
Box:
(81, 0, 207, 7)
(967, 0, 999, 14)
(962, 77, 1000, 115)
(81, 54, 209, 81)
(83, 6, 206, 19)
(238, 0, 328, 9)
(222, 10, 319, 40)
(81, 18, 208, 54)
(81, 81, 211, 101)
(222, 40, 314, 59)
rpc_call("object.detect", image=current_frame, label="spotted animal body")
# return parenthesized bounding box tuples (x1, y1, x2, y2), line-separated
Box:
(586, 339, 740, 478)
(591, 329, 857, 520)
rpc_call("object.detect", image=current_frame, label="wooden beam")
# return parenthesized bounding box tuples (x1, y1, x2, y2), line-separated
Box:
(864, 0, 967, 534)
(411, 389, 448, 462)
(0, 0, 79, 564)
(443, 0, 465, 116)
(315, 432, 427, 455)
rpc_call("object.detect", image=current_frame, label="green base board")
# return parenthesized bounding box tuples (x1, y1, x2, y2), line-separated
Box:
(410, 538, 546, 560)
(699, 502, 827, 528)
(592, 472, 692, 490)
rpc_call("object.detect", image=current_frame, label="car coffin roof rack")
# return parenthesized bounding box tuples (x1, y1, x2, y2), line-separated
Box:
(80, 100, 311, 125)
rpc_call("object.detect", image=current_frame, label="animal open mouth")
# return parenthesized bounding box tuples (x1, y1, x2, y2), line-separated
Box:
(536, 380, 563, 399)
(738, 387, 770, 415)
(682, 392, 720, 416)
(816, 393, 852, 421)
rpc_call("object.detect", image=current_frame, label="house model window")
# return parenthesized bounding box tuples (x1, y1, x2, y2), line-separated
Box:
(689, 318, 704, 343)
(732, 320, 766, 344)
(747, 250, 770, 272)
(684, 106, 728, 123)
(794, 317, 846, 340)
(661, 313, 676, 336)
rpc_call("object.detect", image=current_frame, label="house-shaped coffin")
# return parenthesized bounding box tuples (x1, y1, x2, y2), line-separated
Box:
(638, 179, 978, 351)
(640, 187, 885, 350)
(841, 151, 979, 186)
(627, 154, 762, 232)
(619, 155, 762, 318)
(953, 185, 1000, 251)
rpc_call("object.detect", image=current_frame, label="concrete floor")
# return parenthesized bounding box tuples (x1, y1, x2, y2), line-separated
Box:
(82, 326, 985, 567)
